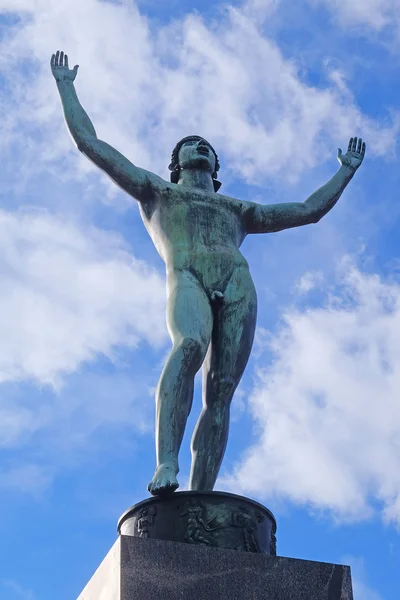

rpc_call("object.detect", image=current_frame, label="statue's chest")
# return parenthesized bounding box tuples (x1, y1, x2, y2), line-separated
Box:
(160, 190, 243, 224)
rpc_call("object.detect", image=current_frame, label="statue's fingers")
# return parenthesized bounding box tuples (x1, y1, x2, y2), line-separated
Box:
(73, 65, 79, 76)
(348, 138, 353, 152)
(337, 148, 342, 158)
(50, 54, 55, 68)
(357, 138, 362, 153)
(60, 51, 64, 66)
(65, 54, 69, 69)
(352, 137, 358, 152)
(362, 141, 366, 156)
(55, 50, 60, 67)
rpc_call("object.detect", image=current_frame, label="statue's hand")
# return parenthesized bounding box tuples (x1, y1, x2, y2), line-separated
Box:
(337, 137, 366, 172)
(50, 50, 79, 83)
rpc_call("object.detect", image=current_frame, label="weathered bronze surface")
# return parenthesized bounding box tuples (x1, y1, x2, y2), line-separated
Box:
(51, 51, 366, 497)
(118, 491, 277, 554)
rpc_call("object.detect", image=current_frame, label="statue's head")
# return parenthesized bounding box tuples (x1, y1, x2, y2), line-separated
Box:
(169, 135, 222, 192)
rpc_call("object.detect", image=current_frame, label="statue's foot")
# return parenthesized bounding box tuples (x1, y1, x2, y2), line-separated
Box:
(148, 463, 179, 496)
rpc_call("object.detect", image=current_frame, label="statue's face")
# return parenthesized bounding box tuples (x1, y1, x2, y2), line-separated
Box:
(178, 138, 216, 174)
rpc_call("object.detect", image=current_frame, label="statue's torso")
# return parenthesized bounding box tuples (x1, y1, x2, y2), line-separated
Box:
(139, 184, 252, 292)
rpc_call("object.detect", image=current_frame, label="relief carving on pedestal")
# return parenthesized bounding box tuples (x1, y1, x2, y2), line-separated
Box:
(180, 499, 217, 546)
(136, 506, 157, 538)
(232, 506, 261, 553)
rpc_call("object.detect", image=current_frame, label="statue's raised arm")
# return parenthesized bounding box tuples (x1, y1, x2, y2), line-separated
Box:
(245, 137, 366, 234)
(51, 51, 165, 202)
(50, 50, 367, 505)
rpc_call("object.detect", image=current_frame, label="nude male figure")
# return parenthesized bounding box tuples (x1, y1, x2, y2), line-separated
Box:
(51, 51, 366, 496)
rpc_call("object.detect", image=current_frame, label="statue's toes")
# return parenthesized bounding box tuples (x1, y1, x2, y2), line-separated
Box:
(148, 465, 179, 496)
(147, 478, 158, 495)
(158, 479, 178, 496)
(166, 480, 179, 493)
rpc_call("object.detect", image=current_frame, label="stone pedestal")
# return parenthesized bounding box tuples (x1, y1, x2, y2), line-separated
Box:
(118, 491, 277, 554)
(77, 535, 353, 600)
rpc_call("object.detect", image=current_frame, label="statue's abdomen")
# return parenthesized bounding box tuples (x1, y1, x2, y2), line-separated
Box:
(144, 196, 249, 292)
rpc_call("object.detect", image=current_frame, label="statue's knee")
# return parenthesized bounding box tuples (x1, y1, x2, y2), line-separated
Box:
(177, 336, 206, 366)
(209, 372, 236, 404)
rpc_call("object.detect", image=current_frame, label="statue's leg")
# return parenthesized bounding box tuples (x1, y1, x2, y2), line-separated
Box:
(189, 267, 257, 491)
(148, 271, 213, 496)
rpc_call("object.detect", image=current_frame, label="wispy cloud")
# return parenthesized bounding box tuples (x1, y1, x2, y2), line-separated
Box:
(247, 0, 400, 35)
(0, 206, 165, 492)
(0, 464, 53, 498)
(0, 0, 399, 527)
(295, 270, 324, 294)
(311, 0, 400, 33)
(0, 208, 166, 387)
(224, 257, 400, 525)
(0, 0, 397, 200)
(0, 366, 158, 497)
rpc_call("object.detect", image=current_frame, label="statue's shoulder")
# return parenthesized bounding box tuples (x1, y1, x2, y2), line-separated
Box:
(139, 173, 181, 206)
(217, 192, 255, 214)
(145, 171, 171, 195)
(153, 180, 188, 199)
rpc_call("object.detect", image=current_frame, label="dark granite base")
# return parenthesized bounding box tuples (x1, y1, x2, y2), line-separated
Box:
(77, 536, 353, 600)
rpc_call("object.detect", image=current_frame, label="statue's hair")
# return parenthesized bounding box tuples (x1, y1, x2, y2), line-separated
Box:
(168, 135, 222, 192)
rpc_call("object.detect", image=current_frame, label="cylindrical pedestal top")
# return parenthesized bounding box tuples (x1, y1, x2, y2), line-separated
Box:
(118, 490, 277, 555)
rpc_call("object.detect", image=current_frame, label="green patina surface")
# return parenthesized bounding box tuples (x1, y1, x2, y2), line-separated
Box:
(51, 50, 366, 497)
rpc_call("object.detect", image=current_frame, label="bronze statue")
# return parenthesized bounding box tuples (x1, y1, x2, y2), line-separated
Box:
(51, 51, 366, 497)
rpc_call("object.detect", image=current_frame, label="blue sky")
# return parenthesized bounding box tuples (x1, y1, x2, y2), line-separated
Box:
(0, 0, 399, 598)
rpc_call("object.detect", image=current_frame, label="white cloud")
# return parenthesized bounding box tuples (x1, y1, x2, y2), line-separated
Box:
(0, 370, 155, 453)
(0, 208, 166, 387)
(0, 207, 165, 490)
(224, 258, 400, 524)
(0, 0, 397, 197)
(310, 0, 400, 32)
(0, 0, 398, 517)
(242, 0, 280, 20)
(0, 364, 159, 495)
(295, 270, 324, 294)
